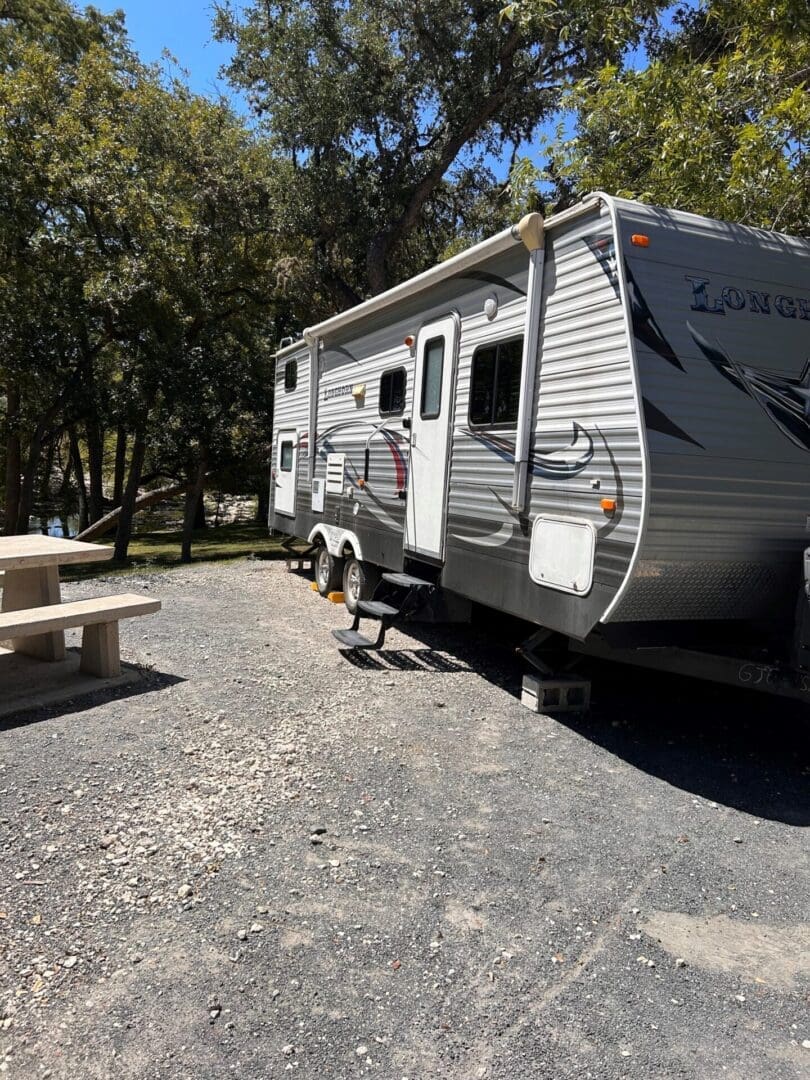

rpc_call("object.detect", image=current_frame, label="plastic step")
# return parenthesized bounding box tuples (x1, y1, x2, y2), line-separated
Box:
(332, 628, 376, 648)
(381, 572, 433, 588)
(357, 600, 399, 618)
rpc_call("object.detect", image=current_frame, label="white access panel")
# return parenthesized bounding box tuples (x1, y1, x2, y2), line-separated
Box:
(529, 516, 596, 595)
(404, 314, 458, 560)
(311, 477, 325, 513)
(325, 453, 345, 495)
(274, 429, 297, 517)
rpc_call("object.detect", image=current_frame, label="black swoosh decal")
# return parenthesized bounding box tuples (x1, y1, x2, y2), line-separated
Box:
(624, 258, 684, 370)
(643, 397, 704, 449)
(457, 270, 526, 297)
(323, 345, 360, 364)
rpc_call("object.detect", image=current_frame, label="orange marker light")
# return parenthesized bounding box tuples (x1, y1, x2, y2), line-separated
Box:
(601, 498, 617, 513)
(630, 234, 650, 247)
(404, 335, 415, 347)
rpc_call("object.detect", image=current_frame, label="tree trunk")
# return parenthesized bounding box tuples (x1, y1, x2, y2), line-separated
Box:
(4, 383, 21, 536)
(180, 454, 208, 563)
(40, 439, 54, 497)
(256, 484, 270, 525)
(193, 489, 206, 530)
(113, 425, 147, 561)
(16, 422, 47, 534)
(68, 426, 90, 534)
(75, 478, 194, 542)
(86, 420, 105, 523)
(113, 425, 127, 506)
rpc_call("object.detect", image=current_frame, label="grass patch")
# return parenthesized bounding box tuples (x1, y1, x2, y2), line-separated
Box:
(62, 522, 303, 579)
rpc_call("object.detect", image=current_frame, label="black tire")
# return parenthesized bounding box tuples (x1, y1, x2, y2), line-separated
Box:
(314, 545, 343, 596)
(342, 557, 381, 615)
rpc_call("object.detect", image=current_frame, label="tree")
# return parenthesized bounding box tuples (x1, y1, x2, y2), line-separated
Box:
(0, 1, 285, 554)
(545, 0, 810, 234)
(214, 0, 662, 303)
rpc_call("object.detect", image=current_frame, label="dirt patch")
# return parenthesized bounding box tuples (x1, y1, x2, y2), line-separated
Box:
(642, 910, 810, 990)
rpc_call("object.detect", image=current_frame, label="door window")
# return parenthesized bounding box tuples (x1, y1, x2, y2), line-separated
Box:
(420, 337, 445, 419)
(280, 440, 294, 471)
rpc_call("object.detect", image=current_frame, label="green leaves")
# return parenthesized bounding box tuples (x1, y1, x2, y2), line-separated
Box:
(0, 0, 284, 533)
(215, 0, 664, 298)
(548, 0, 810, 235)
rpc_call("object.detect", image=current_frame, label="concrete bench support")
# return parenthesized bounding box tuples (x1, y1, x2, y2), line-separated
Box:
(80, 621, 121, 678)
(0, 593, 160, 679)
(1, 565, 65, 662)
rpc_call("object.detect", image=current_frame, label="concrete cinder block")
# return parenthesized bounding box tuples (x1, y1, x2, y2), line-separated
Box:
(285, 557, 313, 572)
(521, 674, 591, 714)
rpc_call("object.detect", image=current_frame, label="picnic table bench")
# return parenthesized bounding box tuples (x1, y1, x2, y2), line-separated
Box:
(0, 536, 160, 678)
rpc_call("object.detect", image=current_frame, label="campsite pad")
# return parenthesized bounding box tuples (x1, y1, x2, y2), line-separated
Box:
(0, 561, 807, 1080)
(0, 645, 143, 719)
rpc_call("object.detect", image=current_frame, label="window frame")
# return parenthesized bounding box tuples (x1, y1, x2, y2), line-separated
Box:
(419, 335, 445, 420)
(284, 358, 297, 392)
(378, 366, 407, 418)
(467, 335, 525, 429)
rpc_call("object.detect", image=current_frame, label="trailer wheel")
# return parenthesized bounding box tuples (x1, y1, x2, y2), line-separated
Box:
(342, 557, 380, 615)
(314, 545, 343, 596)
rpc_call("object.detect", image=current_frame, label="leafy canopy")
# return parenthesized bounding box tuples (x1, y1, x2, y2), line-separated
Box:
(546, 0, 810, 234)
(215, 0, 661, 300)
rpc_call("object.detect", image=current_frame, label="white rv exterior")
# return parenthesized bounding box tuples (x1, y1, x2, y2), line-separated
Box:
(271, 193, 810, 652)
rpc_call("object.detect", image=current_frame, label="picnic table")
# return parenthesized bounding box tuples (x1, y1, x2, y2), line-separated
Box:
(0, 535, 160, 678)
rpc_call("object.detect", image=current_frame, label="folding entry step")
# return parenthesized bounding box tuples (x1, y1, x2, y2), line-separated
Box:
(357, 600, 399, 618)
(331, 572, 434, 649)
(332, 628, 380, 649)
(380, 572, 434, 588)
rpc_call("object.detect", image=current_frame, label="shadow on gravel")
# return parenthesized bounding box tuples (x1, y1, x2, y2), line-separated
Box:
(558, 661, 810, 827)
(339, 611, 809, 827)
(339, 646, 475, 673)
(0, 668, 184, 732)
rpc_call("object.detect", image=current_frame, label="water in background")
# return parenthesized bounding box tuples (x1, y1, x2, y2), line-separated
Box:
(28, 515, 80, 538)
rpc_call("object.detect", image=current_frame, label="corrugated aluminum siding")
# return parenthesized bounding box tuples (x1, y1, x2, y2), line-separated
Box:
(270, 347, 309, 527)
(530, 205, 642, 595)
(611, 200, 810, 622)
(289, 246, 533, 568)
(443, 202, 643, 637)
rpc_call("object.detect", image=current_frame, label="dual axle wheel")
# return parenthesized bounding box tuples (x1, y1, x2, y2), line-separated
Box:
(313, 547, 380, 614)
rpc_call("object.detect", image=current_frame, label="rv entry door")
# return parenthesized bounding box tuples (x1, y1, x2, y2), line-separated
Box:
(405, 314, 458, 560)
(274, 429, 297, 517)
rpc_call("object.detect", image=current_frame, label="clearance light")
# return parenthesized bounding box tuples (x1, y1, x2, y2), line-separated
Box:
(630, 234, 650, 247)
(404, 335, 415, 348)
(601, 498, 617, 513)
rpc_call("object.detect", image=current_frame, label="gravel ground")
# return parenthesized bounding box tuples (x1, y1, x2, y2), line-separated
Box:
(0, 560, 808, 1080)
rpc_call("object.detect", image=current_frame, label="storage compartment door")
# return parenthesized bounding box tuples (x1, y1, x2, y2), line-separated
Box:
(529, 515, 596, 596)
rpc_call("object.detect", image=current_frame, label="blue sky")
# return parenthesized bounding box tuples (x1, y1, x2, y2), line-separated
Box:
(107, 1, 680, 184)
(110, 0, 236, 101)
(109, 0, 558, 180)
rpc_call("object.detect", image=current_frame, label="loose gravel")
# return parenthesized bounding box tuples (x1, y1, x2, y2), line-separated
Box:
(0, 560, 808, 1079)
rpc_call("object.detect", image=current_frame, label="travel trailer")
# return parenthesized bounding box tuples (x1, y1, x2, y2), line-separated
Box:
(270, 193, 810, 703)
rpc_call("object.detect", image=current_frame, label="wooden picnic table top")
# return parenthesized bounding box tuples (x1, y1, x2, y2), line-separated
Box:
(0, 535, 114, 572)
